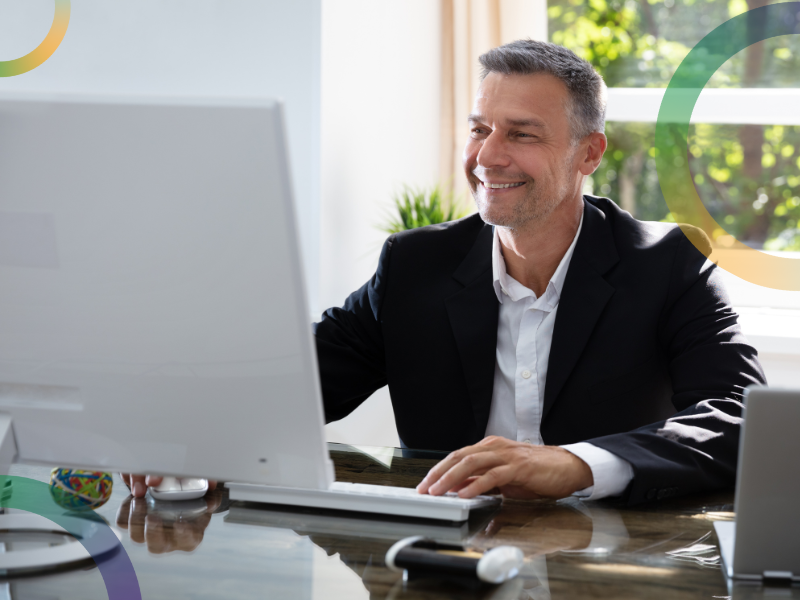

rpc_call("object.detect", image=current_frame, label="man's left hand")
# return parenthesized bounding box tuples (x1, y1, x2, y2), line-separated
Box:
(416, 436, 593, 500)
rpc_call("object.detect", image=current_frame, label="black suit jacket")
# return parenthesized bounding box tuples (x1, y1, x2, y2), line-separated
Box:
(313, 196, 766, 505)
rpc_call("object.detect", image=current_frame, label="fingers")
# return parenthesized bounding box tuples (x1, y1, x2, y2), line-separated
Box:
(121, 475, 216, 498)
(427, 452, 503, 496)
(417, 437, 510, 495)
(417, 446, 482, 494)
(174, 517, 209, 552)
(144, 514, 171, 554)
(145, 475, 163, 488)
(117, 490, 216, 555)
(457, 465, 515, 498)
(416, 455, 456, 494)
(129, 475, 148, 498)
(127, 496, 148, 544)
(447, 476, 480, 493)
(115, 496, 133, 530)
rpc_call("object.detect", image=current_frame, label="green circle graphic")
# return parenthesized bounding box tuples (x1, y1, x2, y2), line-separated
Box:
(0, 0, 71, 77)
(0, 475, 141, 599)
(655, 2, 800, 290)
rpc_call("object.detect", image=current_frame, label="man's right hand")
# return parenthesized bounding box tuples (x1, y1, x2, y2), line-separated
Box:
(120, 474, 218, 498)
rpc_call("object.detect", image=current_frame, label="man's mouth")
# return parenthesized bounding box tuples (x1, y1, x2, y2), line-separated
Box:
(482, 181, 525, 189)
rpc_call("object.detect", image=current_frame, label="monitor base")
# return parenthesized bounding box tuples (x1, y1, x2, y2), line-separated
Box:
(0, 514, 98, 573)
(0, 415, 118, 573)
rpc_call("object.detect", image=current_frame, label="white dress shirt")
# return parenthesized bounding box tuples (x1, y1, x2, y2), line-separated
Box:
(485, 215, 634, 500)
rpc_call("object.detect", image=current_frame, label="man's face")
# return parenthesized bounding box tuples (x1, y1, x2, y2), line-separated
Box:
(463, 72, 583, 230)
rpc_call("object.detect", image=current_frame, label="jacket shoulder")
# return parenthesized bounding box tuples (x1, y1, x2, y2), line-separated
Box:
(585, 195, 711, 256)
(389, 212, 488, 260)
(392, 212, 486, 243)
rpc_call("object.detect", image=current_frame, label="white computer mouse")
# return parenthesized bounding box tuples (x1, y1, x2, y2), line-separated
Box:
(148, 477, 209, 501)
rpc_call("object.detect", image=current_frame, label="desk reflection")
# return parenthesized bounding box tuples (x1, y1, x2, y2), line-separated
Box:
(115, 491, 223, 554)
(472, 499, 630, 600)
(226, 498, 629, 600)
(226, 503, 486, 599)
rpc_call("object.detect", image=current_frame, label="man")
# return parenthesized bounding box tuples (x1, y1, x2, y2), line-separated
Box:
(126, 40, 764, 504)
(313, 40, 765, 505)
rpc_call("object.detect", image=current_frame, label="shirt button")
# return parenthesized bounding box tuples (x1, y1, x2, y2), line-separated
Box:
(521, 370, 532, 379)
(523, 439, 532, 444)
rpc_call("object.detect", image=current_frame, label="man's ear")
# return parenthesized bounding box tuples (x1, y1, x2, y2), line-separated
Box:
(578, 132, 607, 176)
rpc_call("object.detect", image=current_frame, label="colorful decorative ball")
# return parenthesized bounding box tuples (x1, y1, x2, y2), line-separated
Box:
(49, 468, 113, 511)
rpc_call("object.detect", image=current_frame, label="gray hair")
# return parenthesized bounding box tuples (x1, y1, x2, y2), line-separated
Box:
(478, 39, 607, 143)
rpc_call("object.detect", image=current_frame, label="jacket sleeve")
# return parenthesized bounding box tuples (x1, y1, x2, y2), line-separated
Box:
(312, 236, 394, 423)
(588, 232, 767, 505)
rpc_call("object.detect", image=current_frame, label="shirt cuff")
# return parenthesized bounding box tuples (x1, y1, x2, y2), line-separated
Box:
(560, 442, 634, 501)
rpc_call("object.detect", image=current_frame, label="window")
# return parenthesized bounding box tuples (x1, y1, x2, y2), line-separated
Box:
(547, 0, 800, 362)
(550, 0, 800, 247)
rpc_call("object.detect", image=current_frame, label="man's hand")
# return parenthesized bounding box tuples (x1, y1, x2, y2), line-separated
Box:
(415, 436, 593, 500)
(120, 474, 217, 498)
(115, 492, 221, 554)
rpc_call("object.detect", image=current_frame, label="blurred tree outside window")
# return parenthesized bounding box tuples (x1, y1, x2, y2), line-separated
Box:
(550, 0, 800, 249)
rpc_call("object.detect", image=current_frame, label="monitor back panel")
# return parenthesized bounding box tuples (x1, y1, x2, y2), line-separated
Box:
(0, 94, 333, 489)
(734, 387, 800, 577)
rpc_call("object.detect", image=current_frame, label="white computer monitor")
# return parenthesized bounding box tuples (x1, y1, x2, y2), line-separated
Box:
(0, 93, 334, 489)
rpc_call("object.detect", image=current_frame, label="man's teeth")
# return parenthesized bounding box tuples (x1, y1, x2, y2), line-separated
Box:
(485, 182, 524, 189)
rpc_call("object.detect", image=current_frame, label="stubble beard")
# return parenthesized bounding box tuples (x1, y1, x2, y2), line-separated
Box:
(472, 160, 575, 232)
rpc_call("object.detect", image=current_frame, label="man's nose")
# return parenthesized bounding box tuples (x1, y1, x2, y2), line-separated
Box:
(476, 130, 511, 169)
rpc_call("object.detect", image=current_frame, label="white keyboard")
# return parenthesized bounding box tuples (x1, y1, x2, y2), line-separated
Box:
(227, 481, 501, 522)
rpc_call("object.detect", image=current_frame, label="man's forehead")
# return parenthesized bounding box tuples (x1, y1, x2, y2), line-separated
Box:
(471, 72, 568, 128)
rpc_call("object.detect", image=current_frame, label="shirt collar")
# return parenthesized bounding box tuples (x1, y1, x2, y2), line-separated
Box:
(492, 211, 584, 305)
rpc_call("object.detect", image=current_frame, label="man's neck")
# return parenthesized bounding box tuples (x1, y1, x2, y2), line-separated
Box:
(497, 197, 584, 297)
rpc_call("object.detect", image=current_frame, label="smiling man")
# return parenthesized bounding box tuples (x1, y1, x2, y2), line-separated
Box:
(316, 39, 765, 505)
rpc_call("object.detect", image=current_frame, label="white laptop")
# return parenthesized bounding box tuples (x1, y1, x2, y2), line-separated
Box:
(715, 386, 800, 582)
(0, 93, 498, 522)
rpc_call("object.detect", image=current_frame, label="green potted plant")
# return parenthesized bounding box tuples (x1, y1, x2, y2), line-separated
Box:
(381, 185, 469, 234)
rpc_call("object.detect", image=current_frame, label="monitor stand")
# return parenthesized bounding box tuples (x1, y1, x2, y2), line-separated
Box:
(0, 414, 118, 573)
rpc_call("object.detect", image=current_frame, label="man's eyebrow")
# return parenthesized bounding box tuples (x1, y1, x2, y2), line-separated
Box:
(466, 114, 546, 128)
(506, 118, 546, 128)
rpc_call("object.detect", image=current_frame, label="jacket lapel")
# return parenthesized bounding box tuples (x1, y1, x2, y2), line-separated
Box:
(543, 200, 619, 420)
(444, 224, 498, 439)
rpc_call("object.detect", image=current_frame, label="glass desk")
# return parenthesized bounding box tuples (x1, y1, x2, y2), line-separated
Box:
(1, 443, 795, 599)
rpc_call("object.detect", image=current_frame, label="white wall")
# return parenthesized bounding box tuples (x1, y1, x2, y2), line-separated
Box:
(319, 0, 443, 447)
(319, 0, 443, 309)
(0, 0, 321, 307)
